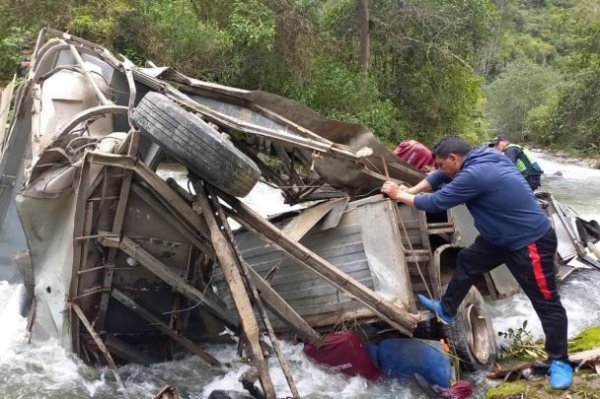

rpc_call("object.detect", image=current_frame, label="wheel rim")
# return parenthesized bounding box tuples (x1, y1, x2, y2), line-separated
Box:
(466, 303, 491, 364)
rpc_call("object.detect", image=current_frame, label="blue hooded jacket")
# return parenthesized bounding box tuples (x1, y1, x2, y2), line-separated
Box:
(413, 146, 550, 251)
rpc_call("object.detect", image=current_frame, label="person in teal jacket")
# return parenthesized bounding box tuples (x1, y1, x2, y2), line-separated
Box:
(490, 134, 543, 191)
(381, 135, 572, 390)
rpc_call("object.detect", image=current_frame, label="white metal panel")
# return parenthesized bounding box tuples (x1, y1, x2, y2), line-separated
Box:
(358, 199, 414, 310)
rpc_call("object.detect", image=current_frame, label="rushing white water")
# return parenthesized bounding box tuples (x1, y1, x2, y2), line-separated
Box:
(0, 154, 598, 398)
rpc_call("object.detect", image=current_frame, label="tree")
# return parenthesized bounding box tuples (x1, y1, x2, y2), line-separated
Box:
(357, 0, 369, 73)
(484, 58, 562, 141)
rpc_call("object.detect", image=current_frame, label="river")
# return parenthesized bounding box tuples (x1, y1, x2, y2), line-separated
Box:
(0, 154, 599, 399)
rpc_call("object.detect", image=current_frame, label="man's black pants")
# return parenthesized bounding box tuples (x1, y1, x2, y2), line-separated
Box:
(440, 227, 568, 360)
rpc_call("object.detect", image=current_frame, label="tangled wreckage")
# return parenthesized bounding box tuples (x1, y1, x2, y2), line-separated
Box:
(1, 29, 599, 398)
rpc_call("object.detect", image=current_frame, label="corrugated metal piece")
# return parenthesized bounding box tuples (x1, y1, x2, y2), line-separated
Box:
(214, 197, 419, 328)
(214, 207, 374, 326)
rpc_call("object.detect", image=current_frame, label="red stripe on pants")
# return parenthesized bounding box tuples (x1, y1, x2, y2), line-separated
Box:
(528, 242, 552, 300)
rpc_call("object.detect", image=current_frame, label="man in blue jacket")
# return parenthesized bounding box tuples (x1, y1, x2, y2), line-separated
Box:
(381, 135, 572, 390)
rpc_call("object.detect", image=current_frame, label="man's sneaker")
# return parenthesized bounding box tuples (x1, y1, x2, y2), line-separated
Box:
(417, 294, 453, 324)
(548, 359, 573, 390)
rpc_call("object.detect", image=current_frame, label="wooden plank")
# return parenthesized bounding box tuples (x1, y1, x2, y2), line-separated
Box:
(111, 289, 219, 366)
(569, 347, 600, 364)
(280, 199, 339, 242)
(207, 184, 299, 398)
(71, 303, 130, 399)
(99, 234, 239, 330)
(247, 267, 322, 346)
(194, 184, 276, 399)
(96, 158, 136, 330)
(220, 192, 419, 335)
(487, 348, 600, 379)
(153, 386, 179, 399)
(320, 196, 349, 231)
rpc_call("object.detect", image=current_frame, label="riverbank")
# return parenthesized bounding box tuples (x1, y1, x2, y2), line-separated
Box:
(486, 326, 600, 399)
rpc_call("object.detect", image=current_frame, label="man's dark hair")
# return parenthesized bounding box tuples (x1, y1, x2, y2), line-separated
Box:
(21, 46, 31, 51)
(432, 135, 472, 158)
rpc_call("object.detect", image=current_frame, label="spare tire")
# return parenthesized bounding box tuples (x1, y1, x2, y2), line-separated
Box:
(132, 91, 261, 197)
(443, 286, 496, 371)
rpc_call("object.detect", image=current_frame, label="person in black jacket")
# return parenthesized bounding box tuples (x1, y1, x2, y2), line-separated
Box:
(489, 134, 543, 191)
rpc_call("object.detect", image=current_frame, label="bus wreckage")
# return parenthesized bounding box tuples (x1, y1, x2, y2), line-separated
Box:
(1, 29, 599, 399)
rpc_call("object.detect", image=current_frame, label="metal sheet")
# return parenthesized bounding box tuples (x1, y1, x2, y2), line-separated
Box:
(358, 200, 413, 309)
(553, 213, 578, 261)
(280, 199, 340, 242)
(215, 198, 422, 327)
(215, 209, 374, 322)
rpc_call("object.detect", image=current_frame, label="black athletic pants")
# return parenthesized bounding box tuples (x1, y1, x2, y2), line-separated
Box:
(440, 227, 568, 361)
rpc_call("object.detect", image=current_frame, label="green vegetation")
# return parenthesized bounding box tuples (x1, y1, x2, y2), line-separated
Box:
(483, 0, 600, 157)
(0, 0, 597, 156)
(498, 322, 600, 362)
(490, 324, 600, 398)
(486, 379, 542, 399)
(486, 376, 600, 399)
(498, 320, 546, 360)
(568, 326, 600, 353)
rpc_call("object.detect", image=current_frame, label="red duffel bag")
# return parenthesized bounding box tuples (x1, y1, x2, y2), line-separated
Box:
(303, 331, 382, 381)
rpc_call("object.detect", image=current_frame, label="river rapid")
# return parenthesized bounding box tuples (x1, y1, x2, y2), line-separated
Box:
(0, 154, 599, 399)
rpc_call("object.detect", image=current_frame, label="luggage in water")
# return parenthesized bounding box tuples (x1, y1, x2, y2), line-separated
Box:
(303, 331, 382, 381)
(373, 338, 453, 387)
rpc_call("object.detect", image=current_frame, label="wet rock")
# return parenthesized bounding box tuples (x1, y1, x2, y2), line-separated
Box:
(208, 390, 256, 399)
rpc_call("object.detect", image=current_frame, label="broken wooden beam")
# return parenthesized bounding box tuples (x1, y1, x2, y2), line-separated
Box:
(487, 348, 600, 380)
(194, 183, 277, 399)
(247, 267, 322, 347)
(71, 302, 130, 399)
(111, 288, 219, 367)
(206, 184, 300, 398)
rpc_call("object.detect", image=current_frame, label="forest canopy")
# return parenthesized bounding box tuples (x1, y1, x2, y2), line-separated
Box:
(0, 0, 598, 155)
